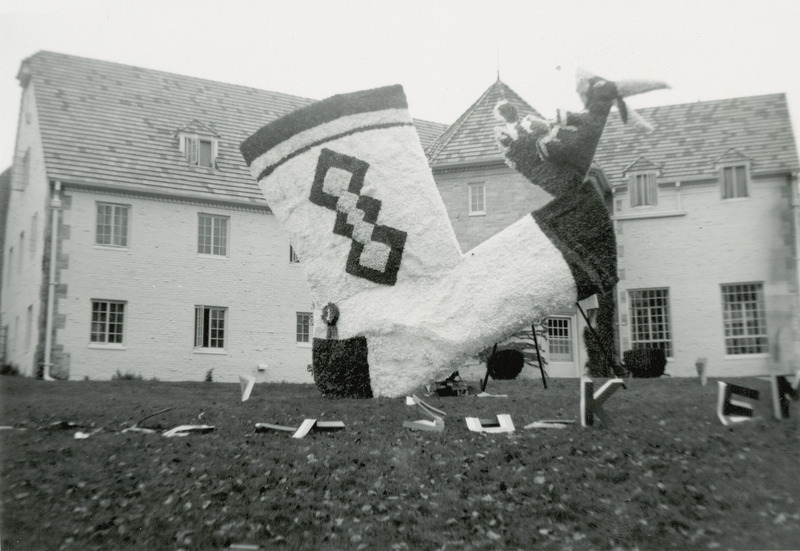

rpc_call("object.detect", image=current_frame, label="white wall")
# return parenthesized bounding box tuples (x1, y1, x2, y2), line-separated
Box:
(56, 188, 315, 383)
(615, 174, 797, 377)
(0, 83, 48, 375)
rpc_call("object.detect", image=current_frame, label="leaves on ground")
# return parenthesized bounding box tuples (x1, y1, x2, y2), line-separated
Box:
(1, 376, 798, 550)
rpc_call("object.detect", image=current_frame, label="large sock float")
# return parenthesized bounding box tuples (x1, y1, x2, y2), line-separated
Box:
(240, 71, 667, 398)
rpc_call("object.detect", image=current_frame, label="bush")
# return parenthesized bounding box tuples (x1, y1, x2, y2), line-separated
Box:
(623, 348, 666, 378)
(308, 337, 372, 398)
(205, 369, 214, 383)
(111, 370, 144, 381)
(1, 363, 20, 376)
(487, 348, 524, 380)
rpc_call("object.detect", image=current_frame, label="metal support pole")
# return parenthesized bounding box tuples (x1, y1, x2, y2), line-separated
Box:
(531, 324, 547, 389)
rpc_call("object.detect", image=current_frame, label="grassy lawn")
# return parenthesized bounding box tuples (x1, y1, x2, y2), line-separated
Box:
(1, 375, 798, 551)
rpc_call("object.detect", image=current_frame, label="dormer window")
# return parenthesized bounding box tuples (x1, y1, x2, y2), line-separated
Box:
(622, 157, 660, 208)
(715, 149, 751, 200)
(721, 165, 749, 199)
(629, 172, 658, 207)
(176, 120, 220, 169)
(181, 135, 216, 167)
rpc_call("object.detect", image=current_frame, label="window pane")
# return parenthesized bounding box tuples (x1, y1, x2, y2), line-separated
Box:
(735, 166, 747, 197)
(213, 217, 227, 256)
(722, 165, 748, 199)
(199, 140, 213, 167)
(629, 288, 672, 356)
(198, 215, 227, 256)
(296, 312, 312, 343)
(722, 283, 767, 354)
(97, 204, 128, 247)
(195, 306, 226, 348)
(469, 184, 485, 213)
(96, 204, 112, 245)
(114, 205, 128, 247)
(90, 300, 125, 344)
(194, 307, 203, 347)
(547, 318, 573, 361)
(646, 173, 657, 205)
(198, 215, 212, 254)
(185, 137, 198, 164)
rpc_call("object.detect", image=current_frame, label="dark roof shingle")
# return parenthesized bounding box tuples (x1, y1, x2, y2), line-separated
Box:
(594, 94, 799, 184)
(23, 51, 446, 204)
(425, 79, 541, 168)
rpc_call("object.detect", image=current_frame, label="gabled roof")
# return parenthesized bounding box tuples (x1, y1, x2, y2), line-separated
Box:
(425, 79, 542, 168)
(20, 51, 446, 204)
(594, 94, 799, 184)
(622, 156, 662, 175)
(174, 119, 220, 138)
(712, 148, 751, 166)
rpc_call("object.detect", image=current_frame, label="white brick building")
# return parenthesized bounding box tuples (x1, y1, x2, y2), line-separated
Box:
(599, 96, 800, 377)
(3, 52, 798, 382)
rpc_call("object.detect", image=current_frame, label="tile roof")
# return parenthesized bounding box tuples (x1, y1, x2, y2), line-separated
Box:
(425, 79, 542, 168)
(594, 94, 799, 184)
(21, 51, 446, 205)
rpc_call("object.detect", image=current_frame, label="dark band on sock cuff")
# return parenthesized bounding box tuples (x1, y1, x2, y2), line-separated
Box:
(241, 85, 408, 166)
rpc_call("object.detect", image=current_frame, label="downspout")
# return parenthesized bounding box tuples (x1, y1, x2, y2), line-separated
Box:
(791, 171, 800, 370)
(43, 180, 61, 380)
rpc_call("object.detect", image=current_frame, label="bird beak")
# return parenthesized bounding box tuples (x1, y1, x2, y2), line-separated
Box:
(616, 79, 670, 98)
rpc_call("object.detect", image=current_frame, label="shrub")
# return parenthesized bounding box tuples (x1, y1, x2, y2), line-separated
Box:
(205, 369, 214, 383)
(623, 348, 666, 378)
(1, 363, 20, 376)
(111, 370, 144, 381)
(487, 348, 524, 380)
(308, 337, 372, 398)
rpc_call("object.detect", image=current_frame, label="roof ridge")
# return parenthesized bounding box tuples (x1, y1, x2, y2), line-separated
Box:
(27, 50, 316, 103)
(425, 79, 539, 164)
(632, 92, 788, 114)
(424, 83, 497, 160)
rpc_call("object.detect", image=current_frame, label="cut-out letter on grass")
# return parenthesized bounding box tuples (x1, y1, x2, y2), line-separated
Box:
(769, 373, 800, 419)
(580, 377, 625, 427)
(465, 414, 515, 433)
(240, 375, 255, 402)
(717, 381, 759, 426)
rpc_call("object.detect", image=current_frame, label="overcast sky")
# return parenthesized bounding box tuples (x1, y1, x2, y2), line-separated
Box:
(1, 0, 799, 171)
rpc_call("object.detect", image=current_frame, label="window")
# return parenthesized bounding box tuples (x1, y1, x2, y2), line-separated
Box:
(721, 282, 767, 354)
(18, 232, 23, 272)
(290, 245, 300, 264)
(547, 317, 573, 361)
(195, 306, 226, 349)
(25, 305, 32, 351)
(630, 172, 657, 207)
(296, 312, 313, 345)
(30, 213, 37, 256)
(90, 300, 126, 344)
(198, 214, 228, 256)
(721, 165, 748, 199)
(14, 149, 30, 191)
(629, 288, 672, 357)
(469, 183, 486, 215)
(96, 203, 129, 247)
(184, 136, 215, 168)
